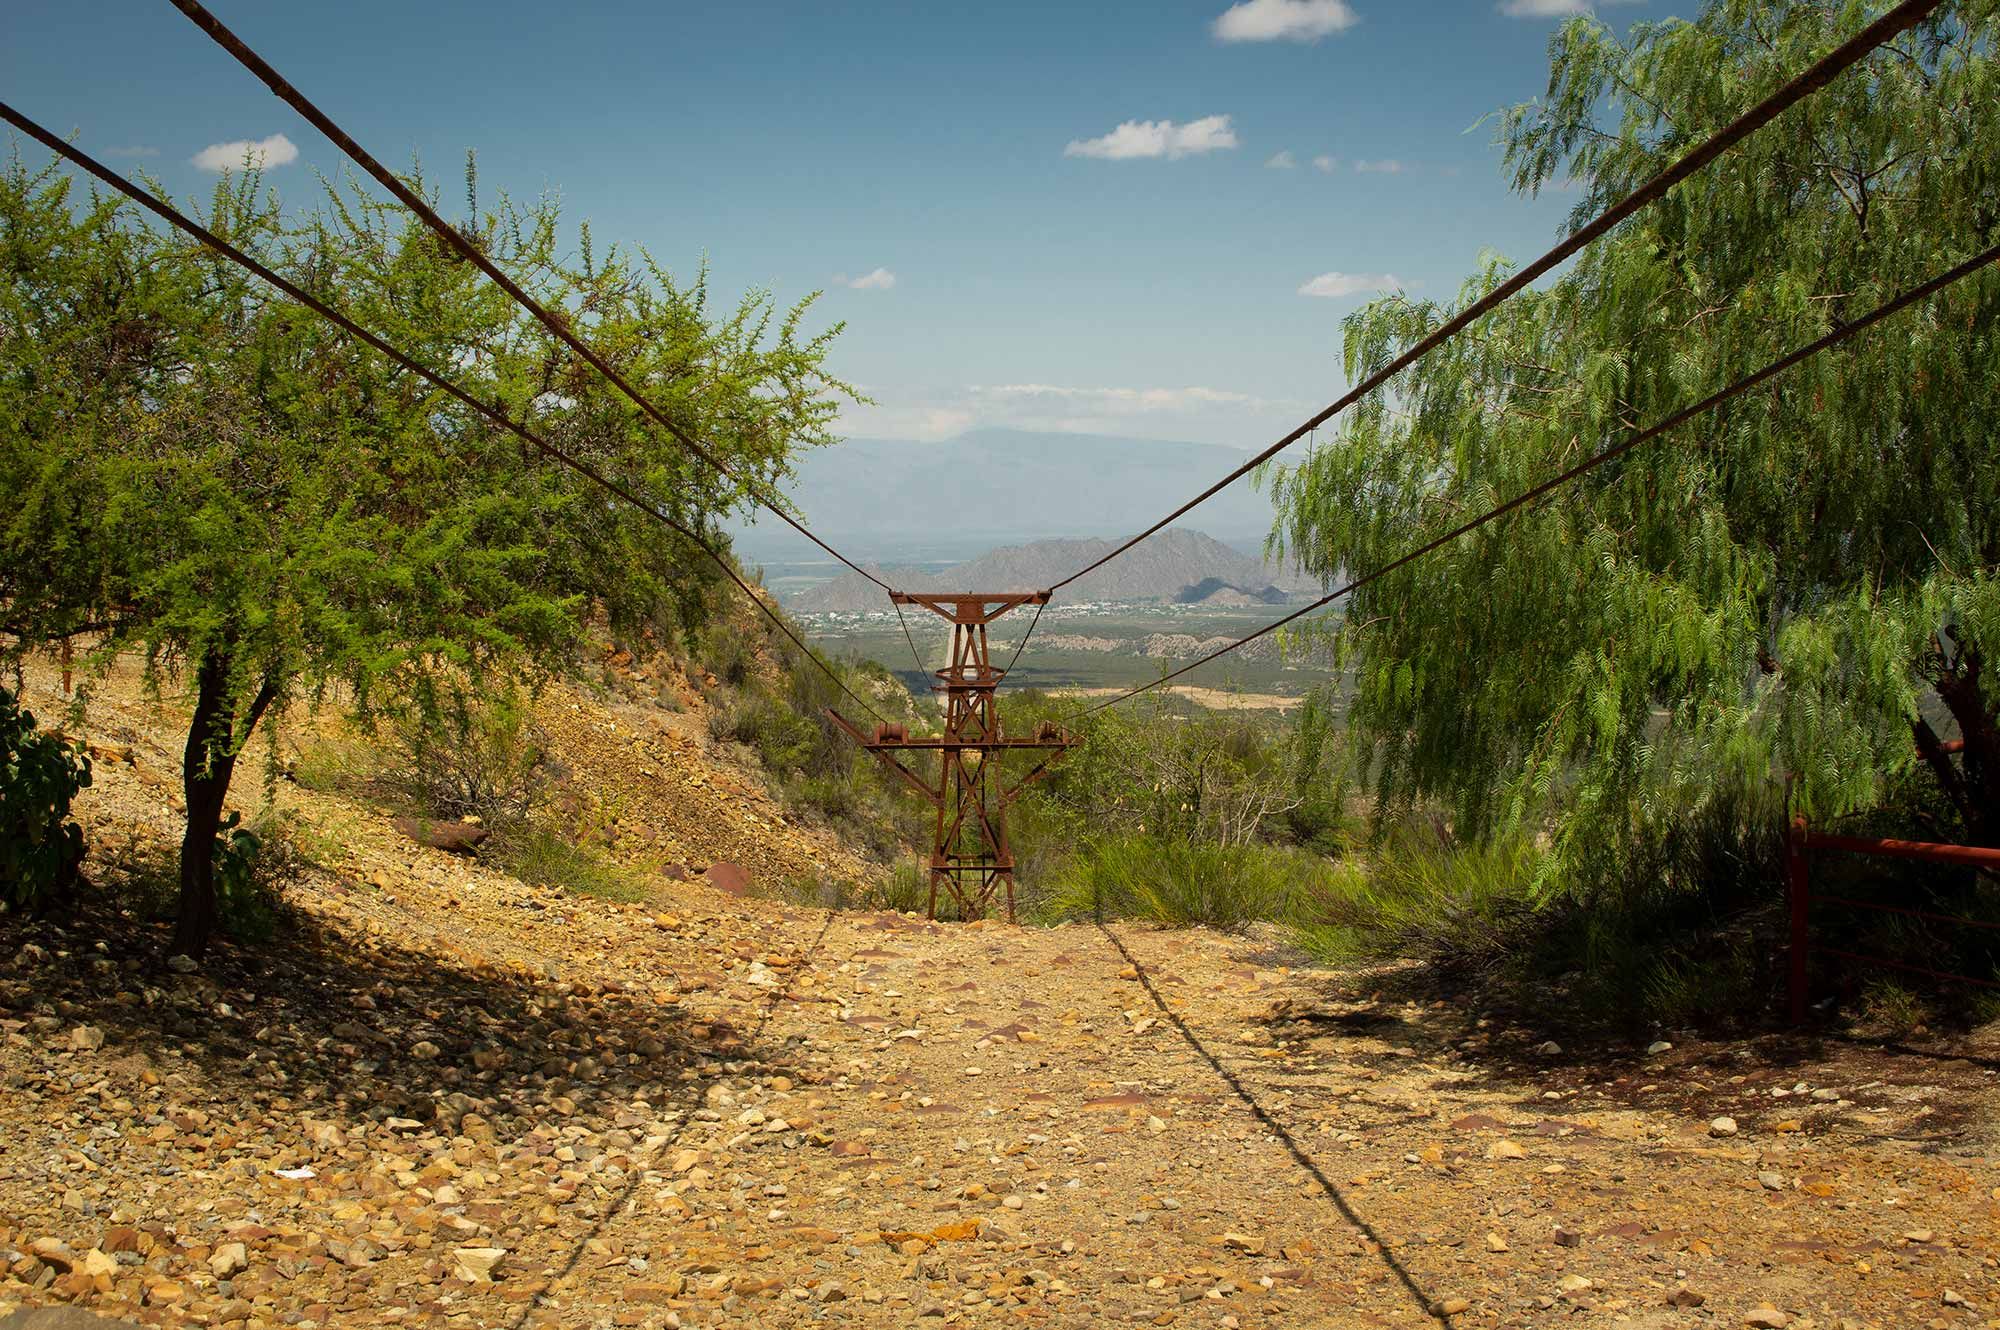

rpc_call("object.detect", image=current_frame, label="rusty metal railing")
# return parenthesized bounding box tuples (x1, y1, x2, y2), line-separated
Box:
(1784, 816, 2000, 1022)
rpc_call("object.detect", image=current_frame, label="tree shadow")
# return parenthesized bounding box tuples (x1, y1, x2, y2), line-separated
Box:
(0, 876, 776, 1140)
(1245, 956, 1999, 1153)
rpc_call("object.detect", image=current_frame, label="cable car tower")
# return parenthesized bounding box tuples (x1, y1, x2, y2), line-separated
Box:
(825, 592, 1075, 923)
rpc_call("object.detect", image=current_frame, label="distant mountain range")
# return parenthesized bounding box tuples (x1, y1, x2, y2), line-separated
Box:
(727, 428, 1288, 561)
(789, 528, 1321, 613)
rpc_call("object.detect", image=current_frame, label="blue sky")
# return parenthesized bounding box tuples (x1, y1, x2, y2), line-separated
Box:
(5, 0, 1659, 450)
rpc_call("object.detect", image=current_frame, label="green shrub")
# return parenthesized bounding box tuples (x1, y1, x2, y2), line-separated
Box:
(770, 873, 864, 910)
(788, 770, 862, 822)
(878, 860, 931, 915)
(0, 683, 91, 910)
(1859, 979, 1931, 1035)
(212, 811, 279, 940)
(697, 619, 760, 690)
(497, 828, 648, 902)
(1037, 834, 1324, 930)
(728, 694, 820, 773)
(1291, 821, 1543, 970)
(385, 693, 549, 825)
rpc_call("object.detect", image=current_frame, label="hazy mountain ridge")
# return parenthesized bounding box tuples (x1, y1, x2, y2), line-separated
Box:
(728, 428, 1290, 561)
(788, 528, 1321, 613)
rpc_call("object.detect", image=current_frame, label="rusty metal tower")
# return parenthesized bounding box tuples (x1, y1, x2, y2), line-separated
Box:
(826, 592, 1074, 923)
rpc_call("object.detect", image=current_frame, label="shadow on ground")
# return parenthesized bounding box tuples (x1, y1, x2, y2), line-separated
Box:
(1241, 952, 2000, 1152)
(0, 876, 768, 1138)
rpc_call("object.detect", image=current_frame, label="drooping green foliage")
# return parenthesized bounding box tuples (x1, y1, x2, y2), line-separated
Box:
(1269, 0, 2000, 879)
(0, 151, 854, 951)
(0, 682, 92, 908)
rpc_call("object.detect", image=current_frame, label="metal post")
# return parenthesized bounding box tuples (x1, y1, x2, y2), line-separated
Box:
(1786, 814, 1811, 1024)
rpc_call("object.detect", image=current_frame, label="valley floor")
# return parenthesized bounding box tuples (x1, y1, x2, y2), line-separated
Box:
(3, 666, 1998, 1329)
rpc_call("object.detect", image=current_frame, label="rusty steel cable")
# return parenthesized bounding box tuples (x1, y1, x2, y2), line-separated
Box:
(1068, 239, 2000, 720)
(998, 597, 1047, 683)
(891, 597, 932, 683)
(0, 104, 890, 727)
(165, 0, 895, 597)
(1045, 0, 1945, 596)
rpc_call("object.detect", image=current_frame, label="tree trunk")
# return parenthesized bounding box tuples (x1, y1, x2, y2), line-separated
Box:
(1917, 635, 2000, 847)
(172, 651, 274, 958)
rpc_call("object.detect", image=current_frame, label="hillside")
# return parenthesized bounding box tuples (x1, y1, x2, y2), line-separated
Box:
(726, 429, 1292, 562)
(791, 528, 1321, 613)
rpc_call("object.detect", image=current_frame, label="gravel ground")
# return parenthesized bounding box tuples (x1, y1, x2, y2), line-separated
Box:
(3, 662, 1998, 1330)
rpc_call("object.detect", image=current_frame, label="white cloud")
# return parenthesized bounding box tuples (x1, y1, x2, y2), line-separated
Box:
(191, 133, 299, 172)
(1353, 158, 1410, 174)
(972, 384, 1265, 413)
(1312, 154, 1337, 173)
(103, 145, 160, 159)
(839, 379, 1309, 444)
(1298, 271, 1402, 298)
(1213, 0, 1360, 42)
(1498, 0, 1641, 16)
(840, 267, 897, 291)
(1064, 115, 1238, 161)
(1265, 150, 1297, 169)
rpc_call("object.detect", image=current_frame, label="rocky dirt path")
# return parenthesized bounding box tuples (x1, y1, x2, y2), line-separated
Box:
(4, 661, 1999, 1329)
(8, 869, 1998, 1330)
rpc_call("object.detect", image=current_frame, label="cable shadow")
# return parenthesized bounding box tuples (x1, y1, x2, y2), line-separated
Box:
(1099, 925, 1450, 1326)
(506, 907, 838, 1329)
(1806, 1030, 2000, 1075)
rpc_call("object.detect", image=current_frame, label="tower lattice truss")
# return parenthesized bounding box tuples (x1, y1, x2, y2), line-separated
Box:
(826, 592, 1075, 922)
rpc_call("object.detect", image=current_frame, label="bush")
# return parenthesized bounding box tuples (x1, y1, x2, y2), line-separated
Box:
(497, 828, 648, 902)
(878, 860, 931, 915)
(0, 683, 91, 910)
(788, 771, 860, 822)
(1036, 834, 1325, 930)
(1290, 820, 1542, 970)
(212, 811, 280, 941)
(697, 618, 761, 690)
(384, 693, 550, 825)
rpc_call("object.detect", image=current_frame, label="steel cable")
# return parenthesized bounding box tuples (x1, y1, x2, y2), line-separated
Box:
(998, 598, 1047, 683)
(166, 0, 896, 597)
(0, 104, 889, 726)
(892, 597, 932, 685)
(1044, 0, 1945, 596)
(1067, 239, 2000, 719)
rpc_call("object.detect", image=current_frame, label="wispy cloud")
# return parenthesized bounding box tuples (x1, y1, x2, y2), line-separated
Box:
(972, 384, 1267, 413)
(1312, 154, 1337, 173)
(1213, 0, 1360, 42)
(1298, 271, 1402, 298)
(837, 267, 897, 291)
(191, 133, 299, 172)
(1265, 150, 1297, 169)
(1352, 158, 1411, 174)
(841, 380, 1306, 443)
(1498, 0, 1642, 16)
(1064, 115, 1238, 161)
(102, 145, 160, 159)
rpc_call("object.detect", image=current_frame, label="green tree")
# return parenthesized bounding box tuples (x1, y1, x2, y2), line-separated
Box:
(1268, 1, 2000, 873)
(0, 154, 852, 953)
